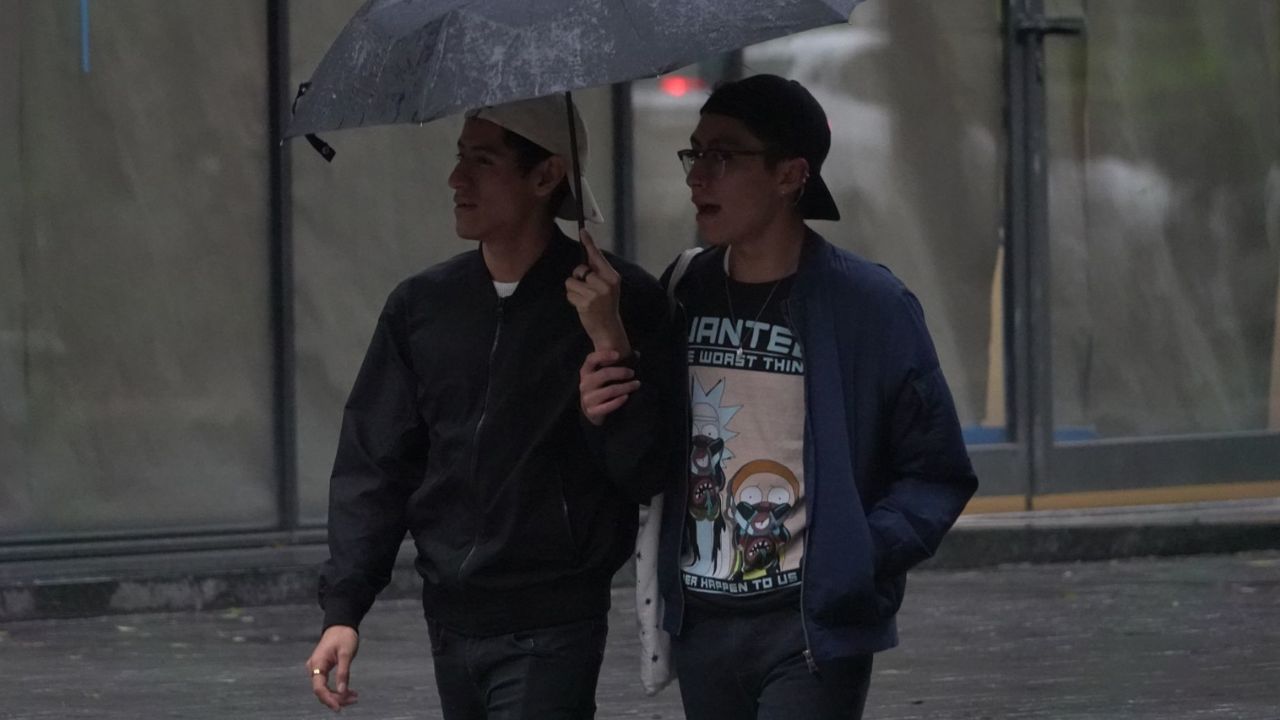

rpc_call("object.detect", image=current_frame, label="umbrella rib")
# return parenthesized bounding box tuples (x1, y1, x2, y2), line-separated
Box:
(418, 14, 453, 121)
(615, 0, 657, 76)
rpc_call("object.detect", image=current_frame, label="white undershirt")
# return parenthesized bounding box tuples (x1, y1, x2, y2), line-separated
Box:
(493, 281, 519, 298)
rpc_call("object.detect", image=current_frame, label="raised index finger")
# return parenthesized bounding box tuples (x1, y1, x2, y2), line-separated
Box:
(579, 228, 601, 257)
(579, 229, 615, 274)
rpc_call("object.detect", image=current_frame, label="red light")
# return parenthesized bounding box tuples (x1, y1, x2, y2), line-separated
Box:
(660, 75, 705, 98)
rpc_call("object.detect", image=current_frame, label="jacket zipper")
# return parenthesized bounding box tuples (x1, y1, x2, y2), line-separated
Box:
(459, 298, 504, 576)
(799, 451, 818, 674)
(790, 296, 820, 675)
(673, 297, 692, 636)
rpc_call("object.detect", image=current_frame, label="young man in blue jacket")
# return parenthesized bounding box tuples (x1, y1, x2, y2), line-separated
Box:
(581, 75, 978, 719)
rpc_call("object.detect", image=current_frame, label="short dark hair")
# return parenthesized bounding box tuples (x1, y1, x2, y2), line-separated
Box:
(502, 128, 551, 173)
(502, 128, 572, 217)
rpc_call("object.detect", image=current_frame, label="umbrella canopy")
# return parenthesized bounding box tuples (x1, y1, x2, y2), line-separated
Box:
(286, 0, 863, 139)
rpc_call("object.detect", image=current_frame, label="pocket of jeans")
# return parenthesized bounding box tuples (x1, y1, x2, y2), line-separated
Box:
(509, 617, 607, 659)
(428, 622, 447, 655)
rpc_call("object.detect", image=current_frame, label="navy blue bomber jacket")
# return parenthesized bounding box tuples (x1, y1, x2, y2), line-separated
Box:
(657, 230, 978, 663)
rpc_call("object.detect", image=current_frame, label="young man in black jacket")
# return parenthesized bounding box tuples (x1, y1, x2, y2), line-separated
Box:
(304, 94, 680, 719)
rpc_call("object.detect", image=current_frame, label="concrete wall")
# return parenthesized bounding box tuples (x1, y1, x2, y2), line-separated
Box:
(0, 1, 275, 536)
(1, 0, 1277, 542)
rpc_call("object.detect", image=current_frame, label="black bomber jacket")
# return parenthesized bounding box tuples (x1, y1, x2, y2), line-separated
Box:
(319, 231, 681, 636)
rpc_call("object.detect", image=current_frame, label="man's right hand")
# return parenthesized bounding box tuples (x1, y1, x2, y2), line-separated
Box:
(580, 349, 641, 426)
(306, 625, 360, 712)
(566, 229, 631, 356)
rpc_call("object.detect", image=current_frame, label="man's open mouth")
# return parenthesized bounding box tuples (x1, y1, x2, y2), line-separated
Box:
(694, 202, 720, 219)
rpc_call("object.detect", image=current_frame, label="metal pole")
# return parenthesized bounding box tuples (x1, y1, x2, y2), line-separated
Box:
(267, 0, 298, 532)
(1004, 0, 1084, 509)
(1004, 0, 1032, 510)
(610, 82, 634, 261)
(1025, 0, 1053, 512)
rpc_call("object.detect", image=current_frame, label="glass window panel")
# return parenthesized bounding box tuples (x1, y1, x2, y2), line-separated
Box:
(289, 1, 616, 522)
(1047, 0, 1280, 439)
(629, 64, 705, 274)
(1, 5, 24, 530)
(631, 0, 1005, 438)
(0, 1, 275, 538)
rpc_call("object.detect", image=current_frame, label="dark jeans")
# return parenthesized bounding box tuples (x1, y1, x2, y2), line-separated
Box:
(428, 615, 608, 720)
(673, 605, 873, 720)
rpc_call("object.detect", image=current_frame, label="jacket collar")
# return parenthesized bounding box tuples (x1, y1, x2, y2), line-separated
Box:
(708, 226, 829, 286)
(468, 227, 581, 300)
(790, 226, 832, 307)
(796, 227, 830, 282)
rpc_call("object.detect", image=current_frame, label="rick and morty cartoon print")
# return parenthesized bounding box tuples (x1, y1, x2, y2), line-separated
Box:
(681, 304, 807, 600)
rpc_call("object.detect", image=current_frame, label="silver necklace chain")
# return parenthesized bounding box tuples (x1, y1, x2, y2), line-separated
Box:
(724, 272, 782, 360)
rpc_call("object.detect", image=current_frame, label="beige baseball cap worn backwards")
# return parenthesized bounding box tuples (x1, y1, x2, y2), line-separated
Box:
(467, 94, 605, 224)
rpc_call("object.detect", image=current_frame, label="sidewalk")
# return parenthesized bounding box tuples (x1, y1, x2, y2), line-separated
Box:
(931, 497, 1280, 567)
(3, 498, 1279, 623)
(2, 550, 1277, 719)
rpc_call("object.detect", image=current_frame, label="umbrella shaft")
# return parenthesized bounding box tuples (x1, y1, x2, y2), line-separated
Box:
(564, 92, 585, 236)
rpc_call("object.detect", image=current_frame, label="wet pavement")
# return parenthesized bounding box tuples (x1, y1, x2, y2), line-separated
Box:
(2, 551, 1277, 719)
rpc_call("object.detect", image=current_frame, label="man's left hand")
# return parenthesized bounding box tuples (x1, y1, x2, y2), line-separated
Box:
(580, 350, 640, 426)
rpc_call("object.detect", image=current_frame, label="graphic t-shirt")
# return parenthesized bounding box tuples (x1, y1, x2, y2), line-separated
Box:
(679, 252, 807, 613)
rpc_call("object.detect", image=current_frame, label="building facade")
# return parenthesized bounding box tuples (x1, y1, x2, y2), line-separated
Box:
(1, 0, 1278, 558)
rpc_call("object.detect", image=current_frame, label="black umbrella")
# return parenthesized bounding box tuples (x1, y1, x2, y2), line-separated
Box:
(287, 0, 865, 227)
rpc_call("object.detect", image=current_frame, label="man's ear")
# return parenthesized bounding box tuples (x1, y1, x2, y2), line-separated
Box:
(534, 155, 568, 198)
(778, 157, 810, 198)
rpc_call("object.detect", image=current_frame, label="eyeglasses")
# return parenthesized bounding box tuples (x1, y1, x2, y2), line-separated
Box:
(676, 148, 768, 178)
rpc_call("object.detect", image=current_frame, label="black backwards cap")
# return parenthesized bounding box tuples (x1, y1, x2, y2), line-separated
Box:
(700, 74, 840, 221)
